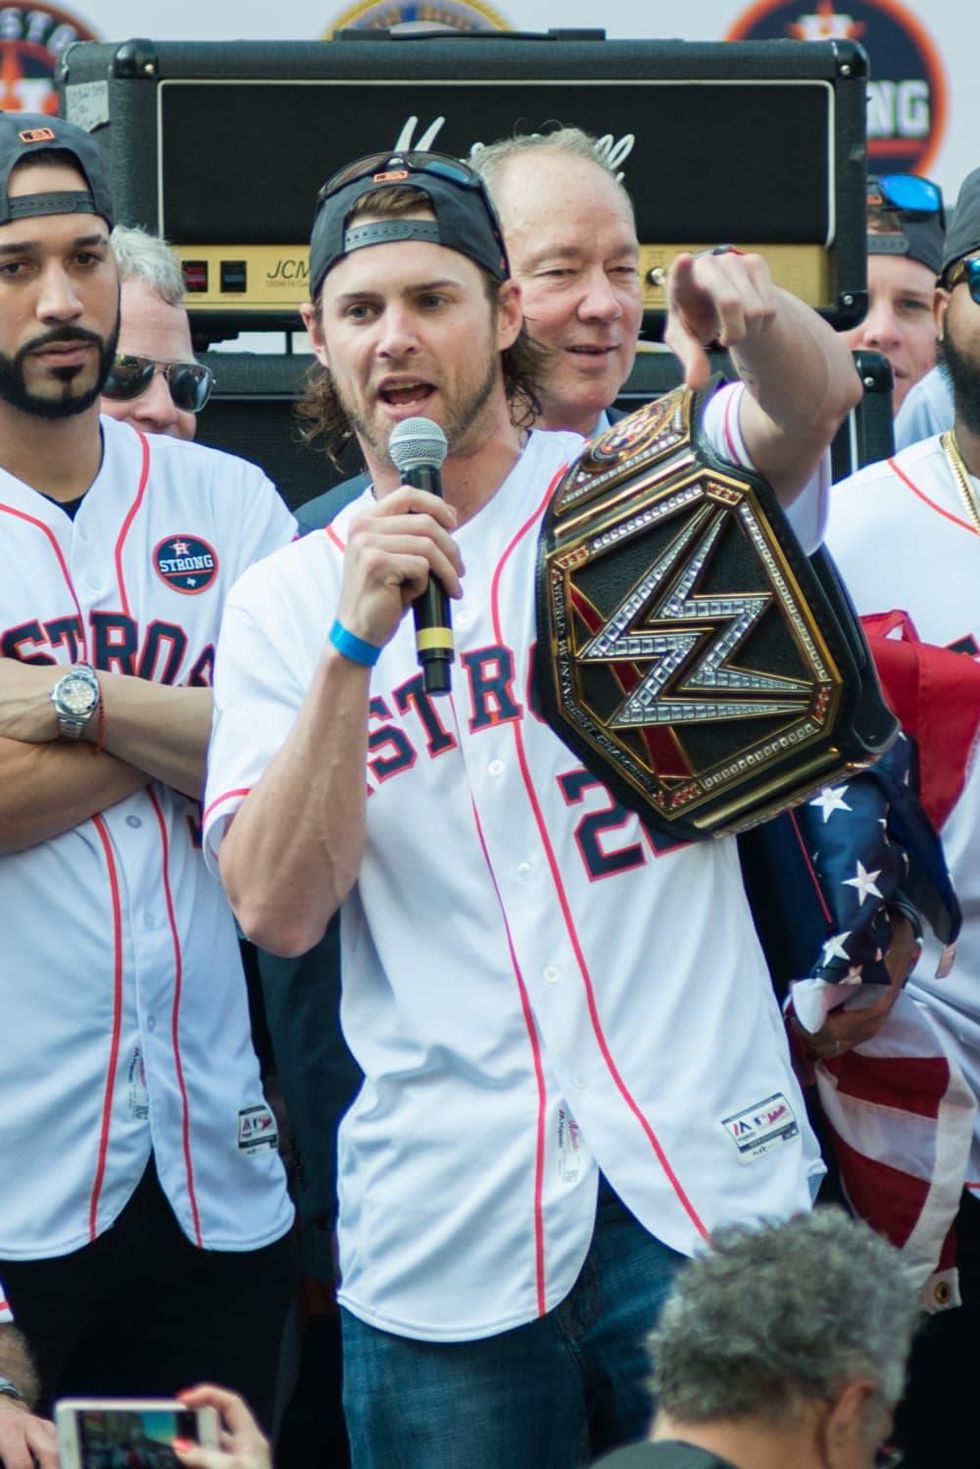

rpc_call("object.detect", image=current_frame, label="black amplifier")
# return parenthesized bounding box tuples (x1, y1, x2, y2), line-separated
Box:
(58, 33, 869, 336)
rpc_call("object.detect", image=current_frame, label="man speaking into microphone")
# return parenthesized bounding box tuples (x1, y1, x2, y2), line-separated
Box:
(203, 151, 860, 1468)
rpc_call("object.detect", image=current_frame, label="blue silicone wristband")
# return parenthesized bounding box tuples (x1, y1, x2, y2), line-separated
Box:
(329, 619, 382, 667)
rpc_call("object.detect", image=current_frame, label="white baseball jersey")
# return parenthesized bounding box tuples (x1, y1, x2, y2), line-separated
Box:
(205, 388, 826, 1342)
(0, 415, 295, 1259)
(827, 435, 980, 1197)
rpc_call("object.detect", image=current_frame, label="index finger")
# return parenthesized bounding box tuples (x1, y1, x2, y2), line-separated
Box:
(178, 1384, 265, 1437)
(663, 253, 714, 390)
(378, 485, 458, 524)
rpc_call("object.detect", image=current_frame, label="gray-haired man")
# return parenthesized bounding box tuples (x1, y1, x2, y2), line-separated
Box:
(595, 1210, 919, 1469)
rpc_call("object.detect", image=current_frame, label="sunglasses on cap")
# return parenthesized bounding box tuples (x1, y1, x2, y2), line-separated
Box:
(101, 355, 214, 413)
(317, 149, 508, 256)
(868, 174, 945, 224)
(945, 255, 980, 302)
(323, 148, 486, 200)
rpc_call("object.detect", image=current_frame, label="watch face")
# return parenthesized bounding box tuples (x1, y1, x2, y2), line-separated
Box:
(59, 673, 98, 715)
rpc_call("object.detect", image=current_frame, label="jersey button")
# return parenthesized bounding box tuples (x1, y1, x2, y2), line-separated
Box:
(144, 912, 160, 930)
(126, 815, 142, 829)
(516, 861, 531, 880)
(488, 759, 504, 777)
(543, 965, 560, 985)
(456, 608, 472, 629)
(146, 1013, 156, 1032)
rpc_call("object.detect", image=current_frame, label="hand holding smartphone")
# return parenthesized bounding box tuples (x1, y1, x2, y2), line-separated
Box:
(55, 1398, 220, 1469)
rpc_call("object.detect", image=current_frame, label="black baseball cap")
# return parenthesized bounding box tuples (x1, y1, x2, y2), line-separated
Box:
(868, 214, 945, 276)
(0, 111, 113, 228)
(942, 165, 980, 280)
(308, 150, 509, 297)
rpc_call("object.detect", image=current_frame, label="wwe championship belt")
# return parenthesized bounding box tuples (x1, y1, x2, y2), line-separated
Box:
(534, 382, 898, 842)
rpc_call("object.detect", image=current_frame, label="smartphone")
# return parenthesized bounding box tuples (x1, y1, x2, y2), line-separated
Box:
(55, 1397, 220, 1469)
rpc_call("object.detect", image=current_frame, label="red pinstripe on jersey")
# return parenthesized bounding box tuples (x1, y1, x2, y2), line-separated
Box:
(202, 787, 252, 827)
(490, 467, 710, 1242)
(114, 431, 152, 618)
(0, 502, 89, 661)
(722, 383, 743, 466)
(787, 807, 834, 925)
(89, 814, 125, 1239)
(148, 788, 203, 1246)
(887, 455, 979, 537)
(465, 768, 550, 1315)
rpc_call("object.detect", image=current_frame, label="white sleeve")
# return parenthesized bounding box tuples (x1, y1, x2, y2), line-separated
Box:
(203, 565, 310, 874)
(702, 380, 829, 554)
(228, 468, 297, 578)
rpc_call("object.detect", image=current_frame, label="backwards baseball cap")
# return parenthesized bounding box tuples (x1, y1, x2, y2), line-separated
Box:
(308, 149, 509, 298)
(942, 165, 980, 280)
(867, 174, 945, 276)
(0, 111, 113, 228)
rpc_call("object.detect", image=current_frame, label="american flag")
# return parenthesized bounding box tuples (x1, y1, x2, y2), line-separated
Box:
(741, 610, 980, 1308)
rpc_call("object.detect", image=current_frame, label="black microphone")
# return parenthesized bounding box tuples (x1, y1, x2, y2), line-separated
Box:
(389, 416, 453, 695)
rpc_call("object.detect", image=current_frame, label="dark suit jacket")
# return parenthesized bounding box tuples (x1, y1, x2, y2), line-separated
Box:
(295, 471, 371, 535)
(592, 1442, 737, 1469)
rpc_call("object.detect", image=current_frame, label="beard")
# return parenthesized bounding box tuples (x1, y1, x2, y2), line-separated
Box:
(338, 343, 501, 468)
(0, 314, 120, 420)
(938, 332, 980, 437)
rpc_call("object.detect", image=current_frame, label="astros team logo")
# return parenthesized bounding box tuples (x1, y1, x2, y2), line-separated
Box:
(727, 0, 948, 176)
(323, 0, 510, 34)
(0, 4, 100, 117)
(153, 535, 219, 596)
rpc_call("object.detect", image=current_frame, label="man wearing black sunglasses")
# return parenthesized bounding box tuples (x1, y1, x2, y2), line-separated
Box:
(205, 149, 860, 1469)
(0, 114, 297, 1430)
(100, 225, 213, 442)
(827, 165, 980, 1468)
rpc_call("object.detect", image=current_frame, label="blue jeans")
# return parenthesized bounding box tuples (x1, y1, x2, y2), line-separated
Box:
(341, 1182, 685, 1469)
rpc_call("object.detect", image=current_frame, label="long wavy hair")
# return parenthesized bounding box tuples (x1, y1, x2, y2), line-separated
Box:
(296, 186, 547, 463)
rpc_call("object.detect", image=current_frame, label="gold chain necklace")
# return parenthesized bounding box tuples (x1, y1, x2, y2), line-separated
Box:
(941, 430, 980, 535)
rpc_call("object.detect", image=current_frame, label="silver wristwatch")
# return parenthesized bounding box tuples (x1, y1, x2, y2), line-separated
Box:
(0, 1376, 25, 1404)
(50, 663, 101, 740)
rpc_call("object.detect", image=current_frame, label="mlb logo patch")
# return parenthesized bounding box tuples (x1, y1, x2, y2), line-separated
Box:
(721, 1092, 799, 1164)
(237, 1104, 279, 1154)
(153, 534, 219, 594)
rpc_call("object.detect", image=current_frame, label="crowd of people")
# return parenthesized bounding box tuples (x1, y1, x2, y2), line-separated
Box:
(0, 96, 977, 1469)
